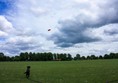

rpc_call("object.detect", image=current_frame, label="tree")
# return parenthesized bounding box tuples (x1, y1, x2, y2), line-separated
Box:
(0, 52, 6, 61)
(109, 53, 115, 59)
(90, 55, 96, 60)
(104, 54, 110, 59)
(74, 54, 81, 60)
(36, 53, 41, 61)
(81, 56, 86, 60)
(99, 55, 103, 59)
(24, 52, 29, 61)
(5, 56, 11, 61)
(115, 53, 118, 59)
(14, 56, 20, 61)
(47, 52, 53, 61)
(20, 53, 25, 61)
(67, 54, 72, 61)
(29, 52, 33, 61)
(57, 53, 61, 61)
(59, 53, 66, 61)
(87, 56, 91, 60)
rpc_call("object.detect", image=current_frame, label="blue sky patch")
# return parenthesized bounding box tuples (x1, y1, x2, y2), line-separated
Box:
(0, 0, 13, 15)
(0, 37, 6, 41)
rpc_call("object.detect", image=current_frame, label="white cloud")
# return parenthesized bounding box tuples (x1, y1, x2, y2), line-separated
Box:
(30, 7, 48, 16)
(0, 16, 15, 33)
(0, 31, 8, 37)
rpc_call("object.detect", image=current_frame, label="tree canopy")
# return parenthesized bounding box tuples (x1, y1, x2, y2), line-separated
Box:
(0, 52, 118, 61)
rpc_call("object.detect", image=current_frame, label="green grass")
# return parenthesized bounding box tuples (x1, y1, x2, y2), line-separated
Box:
(0, 59, 118, 83)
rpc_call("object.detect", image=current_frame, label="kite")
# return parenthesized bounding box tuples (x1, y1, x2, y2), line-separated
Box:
(48, 29, 51, 31)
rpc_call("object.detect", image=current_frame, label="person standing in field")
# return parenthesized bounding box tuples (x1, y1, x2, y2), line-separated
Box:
(24, 66, 31, 79)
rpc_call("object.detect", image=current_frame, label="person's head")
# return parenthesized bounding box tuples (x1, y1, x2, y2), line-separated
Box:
(27, 66, 30, 69)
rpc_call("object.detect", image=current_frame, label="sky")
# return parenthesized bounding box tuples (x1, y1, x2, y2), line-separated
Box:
(0, 0, 118, 57)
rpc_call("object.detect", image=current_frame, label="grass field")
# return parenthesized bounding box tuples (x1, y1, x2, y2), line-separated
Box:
(0, 59, 118, 83)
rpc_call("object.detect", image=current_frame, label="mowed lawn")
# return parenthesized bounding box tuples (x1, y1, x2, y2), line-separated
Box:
(0, 59, 118, 83)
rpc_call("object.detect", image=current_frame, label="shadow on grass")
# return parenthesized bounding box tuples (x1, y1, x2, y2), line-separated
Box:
(107, 80, 118, 83)
(28, 78, 42, 83)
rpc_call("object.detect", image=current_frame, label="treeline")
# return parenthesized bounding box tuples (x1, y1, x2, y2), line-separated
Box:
(74, 53, 118, 60)
(0, 52, 118, 61)
(0, 52, 72, 61)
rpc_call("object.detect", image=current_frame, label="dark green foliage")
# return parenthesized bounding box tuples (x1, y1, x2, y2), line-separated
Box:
(104, 54, 110, 59)
(74, 54, 81, 60)
(0, 52, 73, 61)
(81, 56, 86, 60)
(0, 52, 11, 61)
(90, 55, 98, 60)
(1, 52, 118, 61)
(73, 52, 118, 61)
(99, 55, 103, 59)
(67, 53, 73, 60)
(87, 55, 91, 59)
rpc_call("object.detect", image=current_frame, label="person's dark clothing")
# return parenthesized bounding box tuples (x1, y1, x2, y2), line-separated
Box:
(24, 66, 30, 79)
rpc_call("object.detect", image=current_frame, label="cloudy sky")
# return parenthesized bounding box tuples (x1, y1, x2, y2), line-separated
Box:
(0, 0, 118, 56)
